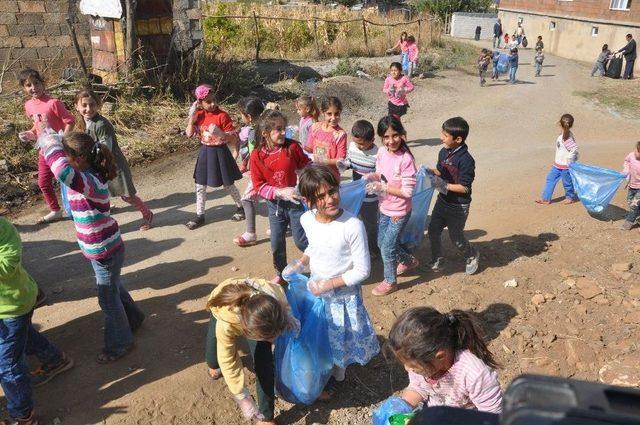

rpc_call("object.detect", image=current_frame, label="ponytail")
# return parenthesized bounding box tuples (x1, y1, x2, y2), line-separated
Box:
(62, 132, 117, 181)
(447, 309, 500, 369)
(206, 282, 255, 310)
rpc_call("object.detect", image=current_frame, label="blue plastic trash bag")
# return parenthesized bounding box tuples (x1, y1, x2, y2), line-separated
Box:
(569, 163, 625, 214)
(274, 273, 334, 405)
(60, 185, 72, 217)
(400, 166, 435, 247)
(340, 179, 367, 216)
(372, 396, 413, 425)
(285, 125, 297, 140)
(401, 52, 410, 74)
(497, 53, 509, 74)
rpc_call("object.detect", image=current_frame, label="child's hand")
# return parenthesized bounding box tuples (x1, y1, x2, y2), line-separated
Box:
(282, 258, 308, 280)
(233, 390, 264, 420)
(18, 130, 37, 143)
(363, 172, 381, 182)
(429, 175, 448, 194)
(36, 129, 63, 151)
(308, 279, 334, 296)
(366, 181, 388, 197)
(187, 101, 198, 123)
(336, 158, 352, 173)
(275, 187, 300, 204)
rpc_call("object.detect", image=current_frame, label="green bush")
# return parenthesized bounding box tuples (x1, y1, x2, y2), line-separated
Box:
(202, 4, 243, 52)
(329, 57, 360, 77)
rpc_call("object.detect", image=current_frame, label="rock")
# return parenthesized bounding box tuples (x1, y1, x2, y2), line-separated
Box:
(599, 354, 640, 387)
(595, 296, 610, 305)
(617, 272, 634, 281)
(531, 294, 546, 305)
(52, 418, 62, 425)
(623, 310, 640, 324)
(502, 344, 513, 354)
(633, 244, 640, 254)
(564, 278, 576, 288)
(560, 270, 581, 278)
(628, 284, 640, 299)
(575, 278, 602, 299)
(565, 339, 597, 366)
(230, 266, 239, 272)
(544, 293, 555, 301)
(612, 263, 633, 273)
(543, 334, 557, 345)
(0, 159, 8, 172)
(503, 278, 518, 288)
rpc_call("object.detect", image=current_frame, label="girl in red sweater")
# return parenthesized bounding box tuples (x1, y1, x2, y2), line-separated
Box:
(250, 110, 310, 284)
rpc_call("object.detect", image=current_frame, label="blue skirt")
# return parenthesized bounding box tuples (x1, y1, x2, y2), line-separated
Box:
(193, 144, 242, 187)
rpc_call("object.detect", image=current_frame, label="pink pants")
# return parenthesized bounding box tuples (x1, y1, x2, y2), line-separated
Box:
(121, 195, 152, 221)
(38, 153, 60, 212)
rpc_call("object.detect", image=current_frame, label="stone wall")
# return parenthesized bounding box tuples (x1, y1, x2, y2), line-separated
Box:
(0, 0, 91, 89)
(450, 12, 499, 40)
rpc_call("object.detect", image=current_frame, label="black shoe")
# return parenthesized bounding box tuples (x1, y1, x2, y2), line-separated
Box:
(35, 288, 47, 309)
(231, 207, 245, 222)
(185, 215, 205, 230)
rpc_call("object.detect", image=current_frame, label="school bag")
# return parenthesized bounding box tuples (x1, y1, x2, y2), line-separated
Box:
(400, 166, 435, 247)
(274, 273, 334, 405)
(606, 55, 623, 79)
(568, 162, 625, 214)
(497, 53, 510, 73)
(521, 36, 528, 47)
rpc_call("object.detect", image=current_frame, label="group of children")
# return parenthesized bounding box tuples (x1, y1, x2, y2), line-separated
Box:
(479, 35, 546, 85)
(390, 32, 420, 78)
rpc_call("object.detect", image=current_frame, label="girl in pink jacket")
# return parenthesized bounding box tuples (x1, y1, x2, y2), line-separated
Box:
(405, 35, 419, 77)
(383, 62, 414, 120)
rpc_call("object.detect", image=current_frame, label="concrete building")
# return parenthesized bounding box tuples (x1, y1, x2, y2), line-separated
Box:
(450, 12, 498, 40)
(498, 0, 639, 74)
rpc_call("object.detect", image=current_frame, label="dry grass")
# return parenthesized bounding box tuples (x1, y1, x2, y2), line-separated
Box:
(202, 2, 443, 60)
(575, 79, 640, 119)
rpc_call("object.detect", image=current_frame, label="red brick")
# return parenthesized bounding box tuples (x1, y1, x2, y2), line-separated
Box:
(0, 1, 19, 12)
(22, 36, 48, 48)
(18, 1, 45, 13)
(0, 13, 18, 25)
(0, 36, 22, 48)
(16, 13, 44, 25)
(47, 34, 71, 47)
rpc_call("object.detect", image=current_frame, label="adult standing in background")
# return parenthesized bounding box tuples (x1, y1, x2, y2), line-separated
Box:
(617, 34, 636, 80)
(515, 22, 525, 46)
(493, 19, 503, 48)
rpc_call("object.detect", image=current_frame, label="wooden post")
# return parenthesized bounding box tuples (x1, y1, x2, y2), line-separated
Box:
(362, 17, 369, 56)
(252, 11, 260, 61)
(124, 0, 137, 74)
(385, 16, 391, 47)
(417, 19, 422, 46)
(313, 18, 320, 58)
(65, 17, 88, 78)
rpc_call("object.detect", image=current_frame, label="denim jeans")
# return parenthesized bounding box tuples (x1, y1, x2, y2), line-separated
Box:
(205, 314, 275, 420)
(492, 64, 499, 79)
(541, 166, 576, 201)
(625, 188, 640, 223)
(493, 36, 501, 48)
(428, 197, 473, 261)
(0, 311, 63, 418)
(267, 200, 308, 274)
(377, 213, 411, 284)
(90, 245, 145, 355)
(535, 62, 542, 76)
(509, 66, 517, 82)
(591, 61, 605, 77)
(359, 201, 380, 255)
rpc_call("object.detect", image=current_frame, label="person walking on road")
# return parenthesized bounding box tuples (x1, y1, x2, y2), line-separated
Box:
(515, 23, 525, 46)
(617, 34, 636, 80)
(493, 19, 503, 48)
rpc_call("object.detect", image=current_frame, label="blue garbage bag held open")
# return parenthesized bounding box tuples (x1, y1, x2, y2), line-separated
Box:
(400, 166, 435, 247)
(274, 273, 334, 405)
(372, 395, 414, 425)
(496, 53, 509, 74)
(60, 184, 72, 217)
(569, 163, 625, 214)
(339, 179, 367, 216)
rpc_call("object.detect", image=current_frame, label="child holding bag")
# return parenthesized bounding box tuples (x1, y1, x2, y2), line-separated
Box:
(284, 165, 379, 399)
(205, 277, 297, 424)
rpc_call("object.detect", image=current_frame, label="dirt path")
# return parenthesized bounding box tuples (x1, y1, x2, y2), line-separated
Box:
(9, 44, 640, 425)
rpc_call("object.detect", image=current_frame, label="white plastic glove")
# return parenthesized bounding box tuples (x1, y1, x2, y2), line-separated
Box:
(233, 389, 264, 420)
(313, 153, 328, 165)
(366, 181, 388, 197)
(430, 174, 449, 194)
(18, 130, 36, 143)
(363, 172, 381, 182)
(388, 86, 396, 97)
(202, 124, 225, 145)
(396, 87, 406, 97)
(307, 278, 334, 296)
(274, 187, 300, 204)
(336, 158, 352, 173)
(187, 101, 198, 123)
(36, 129, 63, 151)
(281, 259, 308, 280)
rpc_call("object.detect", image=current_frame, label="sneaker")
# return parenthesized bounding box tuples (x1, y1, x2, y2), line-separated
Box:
(621, 220, 634, 231)
(231, 207, 246, 221)
(0, 410, 38, 425)
(371, 280, 397, 296)
(31, 353, 74, 387)
(465, 248, 480, 275)
(397, 256, 419, 275)
(35, 287, 47, 309)
(428, 257, 445, 272)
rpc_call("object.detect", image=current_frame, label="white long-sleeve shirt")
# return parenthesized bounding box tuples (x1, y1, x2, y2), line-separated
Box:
(301, 209, 370, 287)
(553, 132, 578, 170)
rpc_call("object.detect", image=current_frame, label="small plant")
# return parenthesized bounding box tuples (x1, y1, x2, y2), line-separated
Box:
(328, 58, 360, 77)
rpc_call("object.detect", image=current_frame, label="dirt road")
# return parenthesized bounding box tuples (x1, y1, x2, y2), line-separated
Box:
(10, 44, 640, 424)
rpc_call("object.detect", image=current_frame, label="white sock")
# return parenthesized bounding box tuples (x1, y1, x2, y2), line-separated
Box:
(44, 210, 63, 220)
(196, 184, 206, 216)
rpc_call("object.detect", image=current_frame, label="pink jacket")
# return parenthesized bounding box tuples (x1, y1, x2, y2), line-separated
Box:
(407, 43, 419, 62)
(383, 75, 414, 106)
(623, 152, 640, 190)
(375, 147, 416, 217)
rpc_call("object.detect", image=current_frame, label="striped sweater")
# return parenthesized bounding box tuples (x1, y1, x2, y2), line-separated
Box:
(43, 143, 123, 260)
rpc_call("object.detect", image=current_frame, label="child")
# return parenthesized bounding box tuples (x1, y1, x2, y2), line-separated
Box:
(621, 142, 640, 230)
(535, 35, 544, 51)
(250, 110, 310, 284)
(234, 97, 266, 247)
(383, 62, 414, 120)
(390, 31, 409, 58)
(491, 50, 501, 81)
(205, 277, 295, 424)
(343, 120, 380, 257)
(534, 48, 545, 77)
(591, 44, 613, 77)
(75, 89, 153, 231)
(535, 114, 579, 205)
(366, 116, 417, 296)
(428, 117, 479, 275)
(405, 35, 419, 77)
(508, 48, 519, 83)
(17, 68, 75, 225)
(295, 96, 320, 152)
(0, 216, 73, 425)
(305, 97, 347, 180)
(477, 48, 491, 86)
(185, 84, 244, 229)
(286, 165, 379, 398)
(385, 306, 503, 413)
(503, 33, 510, 47)
(40, 131, 145, 363)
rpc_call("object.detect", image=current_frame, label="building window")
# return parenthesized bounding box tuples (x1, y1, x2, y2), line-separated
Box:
(591, 26, 599, 36)
(610, 0, 631, 10)
(550, 21, 557, 30)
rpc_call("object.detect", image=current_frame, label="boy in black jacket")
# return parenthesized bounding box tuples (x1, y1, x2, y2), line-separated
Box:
(427, 117, 479, 275)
